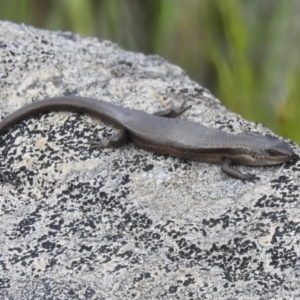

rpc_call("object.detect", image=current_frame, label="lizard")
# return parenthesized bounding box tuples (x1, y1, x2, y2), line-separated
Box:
(0, 95, 296, 184)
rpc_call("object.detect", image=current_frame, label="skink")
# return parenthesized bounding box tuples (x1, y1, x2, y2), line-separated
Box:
(0, 96, 296, 183)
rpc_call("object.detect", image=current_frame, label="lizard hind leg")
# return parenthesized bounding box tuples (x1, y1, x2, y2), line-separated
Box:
(88, 128, 129, 149)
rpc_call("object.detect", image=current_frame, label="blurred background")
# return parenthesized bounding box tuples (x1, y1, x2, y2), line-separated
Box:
(1, 0, 299, 144)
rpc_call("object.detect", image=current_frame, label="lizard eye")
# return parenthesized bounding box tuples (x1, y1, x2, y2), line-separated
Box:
(266, 149, 281, 157)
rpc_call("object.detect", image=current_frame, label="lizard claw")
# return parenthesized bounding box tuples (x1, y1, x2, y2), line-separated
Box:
(86, 132, 108, 149)
(241, 173, 260, 182)
(87, 129, 128, 149)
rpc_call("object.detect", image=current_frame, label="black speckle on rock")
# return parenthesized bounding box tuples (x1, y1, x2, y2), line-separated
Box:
(142, 164, 154, 172)
(180, 88, 189, 94)
(8, 247, 22, 253)
(183, 277, 195, 286)
(254, 195, 267, 207)
(0, 41, 7, 48)
(169, 285, 178, 293)
(84, 287, 96, 299)
(41, 38, 49, 45)
(48, 218, 64, 231)
(79, 245, 93, 252)
(119, 60, 133, 67)
(194, 87, 204, 94)
(0, 277, 10, 289)
(121, 174, 130, 185)
(17, 216, 37, 237)
(41, 241, 56, 251)
(114, 264, 128, 271)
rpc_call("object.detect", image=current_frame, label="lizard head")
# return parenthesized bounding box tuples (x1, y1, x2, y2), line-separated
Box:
(260, 134, 297, 165)
(233, 132, 297, 166)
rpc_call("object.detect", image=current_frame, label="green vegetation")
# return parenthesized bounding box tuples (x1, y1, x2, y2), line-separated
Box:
(0, 0, 299, 144)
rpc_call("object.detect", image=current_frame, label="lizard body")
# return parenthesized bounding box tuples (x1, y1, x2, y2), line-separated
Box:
(0, 96, 296, 183)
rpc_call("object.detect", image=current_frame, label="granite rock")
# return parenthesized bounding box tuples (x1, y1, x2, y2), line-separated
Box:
(0, 21, 299, 299)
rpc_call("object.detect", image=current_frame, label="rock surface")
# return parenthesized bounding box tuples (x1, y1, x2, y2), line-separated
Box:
(0, 21, 299, 299)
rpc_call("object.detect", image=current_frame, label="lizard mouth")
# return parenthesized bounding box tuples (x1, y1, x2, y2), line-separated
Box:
(259, 153, 297, 165)
(232, 150, 297, 166)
